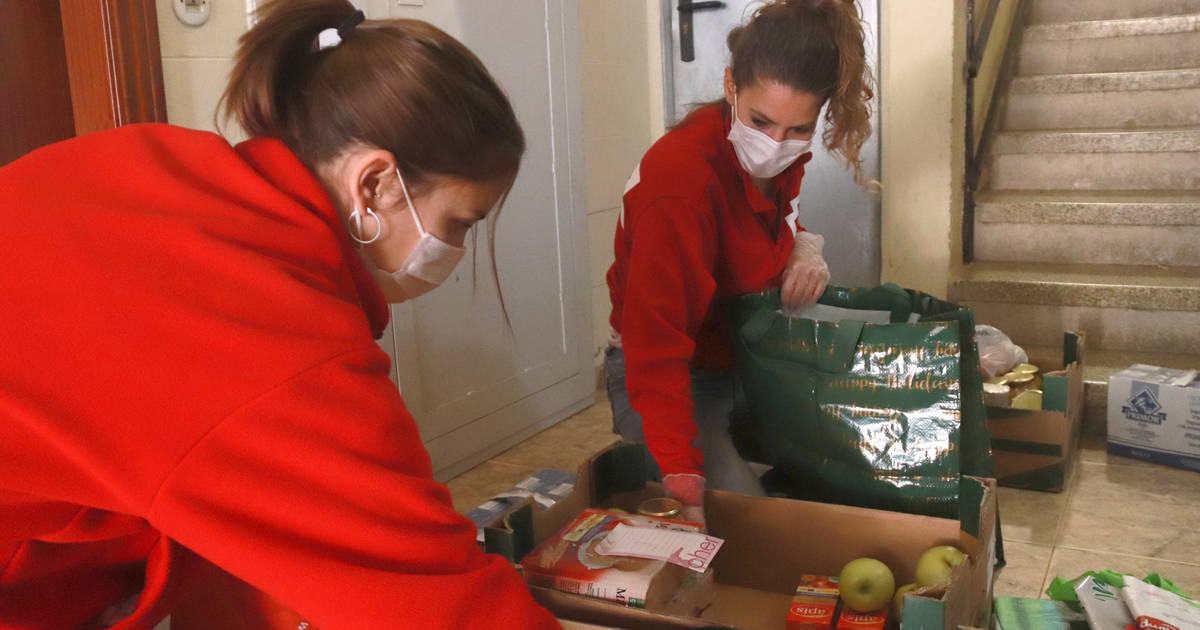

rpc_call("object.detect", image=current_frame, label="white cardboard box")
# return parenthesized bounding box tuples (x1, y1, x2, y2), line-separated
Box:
(1107, 364, 1200, 471)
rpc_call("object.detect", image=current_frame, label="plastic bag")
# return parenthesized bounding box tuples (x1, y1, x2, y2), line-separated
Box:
(1046, 570, 1193, 602)
(976, 324, 1028, 379)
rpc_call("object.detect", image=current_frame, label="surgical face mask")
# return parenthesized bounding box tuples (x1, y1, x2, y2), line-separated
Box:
(726, 94, 812, 179)
(387, 169, 466, 299)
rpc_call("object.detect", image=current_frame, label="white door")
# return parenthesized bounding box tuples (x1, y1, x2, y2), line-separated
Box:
(359, 0, 595, 481)
(661, 0, 882, 287)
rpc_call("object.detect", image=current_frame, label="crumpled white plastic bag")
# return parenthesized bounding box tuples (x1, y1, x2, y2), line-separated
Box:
(976, 324, 1028, 379)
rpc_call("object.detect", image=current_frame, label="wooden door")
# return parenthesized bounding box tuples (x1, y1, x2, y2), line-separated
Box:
(0, 0, 166, 166)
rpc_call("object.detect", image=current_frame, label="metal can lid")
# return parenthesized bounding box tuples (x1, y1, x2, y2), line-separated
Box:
(1014, 363, 1040, 374)
(986, 375, 1010, 386)
(1008, 373, 1035, 384)
(983, 382, 1011, 394)
(637, 497, 682, 519)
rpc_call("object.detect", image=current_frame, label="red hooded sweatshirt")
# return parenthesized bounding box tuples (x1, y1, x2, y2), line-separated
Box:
(0, 124, 558, 629)
(607, 104, 811, 478)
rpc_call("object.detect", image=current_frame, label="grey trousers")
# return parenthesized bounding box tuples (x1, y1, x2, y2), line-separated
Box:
(603, 346, 765, 496)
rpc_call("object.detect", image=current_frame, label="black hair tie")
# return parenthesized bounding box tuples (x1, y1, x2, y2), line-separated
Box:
(337, 9, 365, 39)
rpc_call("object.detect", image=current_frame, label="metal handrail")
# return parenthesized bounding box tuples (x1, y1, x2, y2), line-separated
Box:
(963, 0, 1028, 263)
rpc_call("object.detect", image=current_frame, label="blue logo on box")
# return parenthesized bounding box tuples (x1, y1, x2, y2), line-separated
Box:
(1123, 383, 1167, 425)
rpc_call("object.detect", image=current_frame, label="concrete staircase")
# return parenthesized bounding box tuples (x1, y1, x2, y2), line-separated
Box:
(951, 0, 1200, 433)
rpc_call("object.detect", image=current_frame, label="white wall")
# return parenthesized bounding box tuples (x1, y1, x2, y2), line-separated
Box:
(156, 0, 248, 140)
(579, 0, 664, 367)
(879, 1, 967, 297)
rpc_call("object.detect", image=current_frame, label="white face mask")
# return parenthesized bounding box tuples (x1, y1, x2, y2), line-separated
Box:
(726, 94, 812, 179)
(386, 169, 466, 299)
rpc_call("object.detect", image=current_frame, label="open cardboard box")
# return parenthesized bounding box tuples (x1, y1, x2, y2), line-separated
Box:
(984, 332, 1085, 492)
(481, 442, 998, 630)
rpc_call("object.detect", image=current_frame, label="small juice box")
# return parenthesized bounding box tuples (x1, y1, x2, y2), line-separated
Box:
(835, 607, 889, 630)
(786, 575, 840, 630)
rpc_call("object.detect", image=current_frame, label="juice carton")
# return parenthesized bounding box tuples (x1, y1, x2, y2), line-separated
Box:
(835, 607, 889, 630)
(786, 575, 840, 630)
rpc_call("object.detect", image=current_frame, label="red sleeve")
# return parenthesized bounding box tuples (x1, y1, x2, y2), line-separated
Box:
(621, 197, 718, 478)
(148, 347, 559, 630)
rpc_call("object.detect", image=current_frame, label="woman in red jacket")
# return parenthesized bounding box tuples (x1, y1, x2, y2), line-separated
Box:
(0, 1, 559, 628)
(606, 0, 873, 525)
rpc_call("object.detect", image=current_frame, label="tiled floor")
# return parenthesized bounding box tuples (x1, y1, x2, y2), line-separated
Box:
(446, 393, 1200, 599)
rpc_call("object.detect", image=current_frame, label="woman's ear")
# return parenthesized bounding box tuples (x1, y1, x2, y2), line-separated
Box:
(723, 67, 736, 106)
(344, 149, 400, 214)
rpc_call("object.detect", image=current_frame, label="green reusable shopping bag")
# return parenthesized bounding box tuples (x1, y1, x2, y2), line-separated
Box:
(726, 284, 995, 518)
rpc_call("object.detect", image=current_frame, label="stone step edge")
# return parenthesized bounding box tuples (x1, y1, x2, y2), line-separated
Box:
(1025, 13, 1200, 42)
(1011, 68, 1200, 94)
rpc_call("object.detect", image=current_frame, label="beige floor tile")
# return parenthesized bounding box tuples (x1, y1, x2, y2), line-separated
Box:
(997, 486, 1070, 546)
(1045, 547, 1200, 598)
(445, 460, 539, 513)
(490, 401, 620, 472)
(1058, 461, 1200, 564)
(1078, 431, 1157, 469)
(994, 542, 1054, 599)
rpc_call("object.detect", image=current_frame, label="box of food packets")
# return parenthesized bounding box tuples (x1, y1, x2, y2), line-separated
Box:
(984, 332, 1085, 492)
(478, 441, 998, 630)
(1107, 364, 1200, 472)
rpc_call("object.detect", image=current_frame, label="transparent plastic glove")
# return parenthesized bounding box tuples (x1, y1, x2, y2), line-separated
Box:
(663, 473, 706, 530)
(781, 231, 830, 311)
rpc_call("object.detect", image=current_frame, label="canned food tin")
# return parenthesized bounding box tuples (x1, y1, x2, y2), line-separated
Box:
(1014, 363, 1039, 375)
(1012, 389, 1043, 410)
(637, 497, 682, 519)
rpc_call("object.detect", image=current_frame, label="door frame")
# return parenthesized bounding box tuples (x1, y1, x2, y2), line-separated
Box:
(59, 0, 168, 134)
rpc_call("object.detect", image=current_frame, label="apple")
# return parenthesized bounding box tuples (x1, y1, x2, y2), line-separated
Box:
(893, 582, 918, 617)
(915, 545, 966, 587)
(838, 558, 895, 613)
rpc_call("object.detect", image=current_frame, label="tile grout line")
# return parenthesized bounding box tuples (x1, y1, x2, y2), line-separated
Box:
(1053, 544, 1200, 568)
(1039, 446, 1084, 596)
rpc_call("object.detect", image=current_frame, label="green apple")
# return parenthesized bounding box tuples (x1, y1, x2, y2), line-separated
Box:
(893, 582, 918, 617)
(915, 545, 966, 587)
(838, 558, 896, 613)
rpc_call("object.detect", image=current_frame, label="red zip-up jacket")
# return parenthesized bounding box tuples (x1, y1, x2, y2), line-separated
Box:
(0, 125, 558, 630)
(606, 104, 811, 478)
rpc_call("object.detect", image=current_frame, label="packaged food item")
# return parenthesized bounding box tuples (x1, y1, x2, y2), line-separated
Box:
(993, 596, 1089, 629)
(1121, 575, 1200, 629)
(834, 606, 888, 629)
(1007, 372, 1035, 397)
(520, 508, 715, 615)
(984, 382, 1011, 407)
(466, 468, 577, 543)
(1073, 575, 1134, 630)
(1012, 389, 1043, 410)
(637, 497, 682, 519)
(786, 575, 840, 630)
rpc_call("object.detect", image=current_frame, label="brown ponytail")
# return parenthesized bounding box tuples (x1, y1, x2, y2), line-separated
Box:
(220, 0, 525, 186)
(727, 0, 874, 185)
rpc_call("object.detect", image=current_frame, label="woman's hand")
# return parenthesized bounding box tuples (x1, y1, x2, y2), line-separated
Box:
(781, 231, 830, 311)
(663, 473, 707, 531)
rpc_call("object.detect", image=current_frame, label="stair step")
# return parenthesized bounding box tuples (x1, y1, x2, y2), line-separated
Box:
(1026, 13, 1200, 40)
(952, 263, 1200, 311)
(977, 190, 1200, 225)
(1020, 14, 1200, 75)
(1004, 85, 1200, 131)
(1030, 0, 1200, 25)
(992, 128, 1200, 154)
(1010, 68, 1200, 95)
(989, 134, 1200, 189)
(975, 222, 1200, 266)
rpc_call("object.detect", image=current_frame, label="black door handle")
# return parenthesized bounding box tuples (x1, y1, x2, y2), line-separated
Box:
(678, 0, 725, 62)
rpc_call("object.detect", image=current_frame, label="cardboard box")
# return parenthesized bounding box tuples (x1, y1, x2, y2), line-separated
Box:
(985, 332, 1085, 492)
(1107, 364, 1200, 472)
(481, 441, 999, 630)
